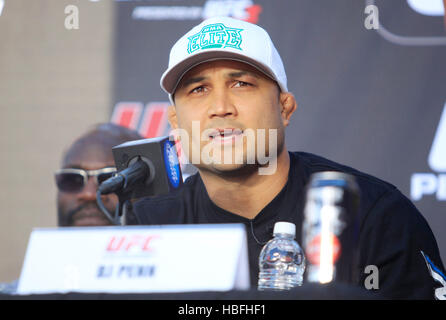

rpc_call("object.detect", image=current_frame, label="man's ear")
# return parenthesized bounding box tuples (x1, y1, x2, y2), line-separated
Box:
(279, 92, 297, 127)
(167, 105, 178, 129)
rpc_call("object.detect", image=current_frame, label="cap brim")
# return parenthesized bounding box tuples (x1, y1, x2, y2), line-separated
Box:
(160, 49, 283, 95)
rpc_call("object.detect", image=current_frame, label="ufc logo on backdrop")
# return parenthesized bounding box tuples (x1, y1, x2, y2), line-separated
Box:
(111, 101, 187, 169)
(111, 101, 169, 139)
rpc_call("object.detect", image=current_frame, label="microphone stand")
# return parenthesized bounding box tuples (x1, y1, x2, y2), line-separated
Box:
(115, 190, 133, 225)
(96, 188, 133, 226)
(96, 158, 149, 225)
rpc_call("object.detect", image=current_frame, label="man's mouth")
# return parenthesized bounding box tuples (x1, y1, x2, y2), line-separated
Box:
(208, 128, 244, 144)
(68, 204, 113, 226)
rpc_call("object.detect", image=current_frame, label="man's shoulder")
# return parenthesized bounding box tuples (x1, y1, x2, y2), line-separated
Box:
(292, 151, 397, 194)
(291, 151, 405, 222)
(291, 153, 445, 299)
(129, 173, 200, 225)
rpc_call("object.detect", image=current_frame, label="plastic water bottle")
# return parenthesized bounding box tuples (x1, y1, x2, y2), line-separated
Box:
(258, 222, 306, 290)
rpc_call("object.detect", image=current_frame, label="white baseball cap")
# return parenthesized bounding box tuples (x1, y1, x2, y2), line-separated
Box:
(160, 16, 288, 101)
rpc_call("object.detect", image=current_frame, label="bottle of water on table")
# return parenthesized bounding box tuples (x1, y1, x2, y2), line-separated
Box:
(258, 221, 306, 290)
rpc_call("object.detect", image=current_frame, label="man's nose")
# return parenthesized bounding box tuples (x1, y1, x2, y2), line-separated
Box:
(207, 89, 237, 118)
(76, 176, 98, 201)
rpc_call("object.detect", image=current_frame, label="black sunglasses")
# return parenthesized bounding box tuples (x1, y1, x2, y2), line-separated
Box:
(55, 167, 117, 193)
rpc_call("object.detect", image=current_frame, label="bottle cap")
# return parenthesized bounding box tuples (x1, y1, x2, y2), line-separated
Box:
(273, 222, 296, 237)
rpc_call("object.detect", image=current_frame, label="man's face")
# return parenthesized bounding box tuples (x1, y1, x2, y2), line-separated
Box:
(57, 143, 117, 227)
(170, 60, 294, 175)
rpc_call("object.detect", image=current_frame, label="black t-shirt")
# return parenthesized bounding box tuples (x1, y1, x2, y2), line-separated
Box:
(129, 151, 446, 299)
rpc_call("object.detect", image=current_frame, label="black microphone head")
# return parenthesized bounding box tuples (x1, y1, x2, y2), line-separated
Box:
(111, 136, 183, 199)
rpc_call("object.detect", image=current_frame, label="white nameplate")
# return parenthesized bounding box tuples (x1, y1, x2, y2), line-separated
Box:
(17, 224, 250, 294)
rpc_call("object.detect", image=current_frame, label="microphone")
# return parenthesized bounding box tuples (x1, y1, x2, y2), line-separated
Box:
(96, 136, 184, 225)
(98, 159, 149, 195)
(100, 136, 183, 199)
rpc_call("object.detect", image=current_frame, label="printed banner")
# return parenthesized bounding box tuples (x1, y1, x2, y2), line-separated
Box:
(112, 0, 446, 263)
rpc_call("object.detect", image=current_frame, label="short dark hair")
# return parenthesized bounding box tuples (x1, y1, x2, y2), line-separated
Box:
(62, 123, 144, 165)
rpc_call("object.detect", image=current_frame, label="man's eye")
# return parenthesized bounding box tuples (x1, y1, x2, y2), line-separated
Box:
(191, 86, 206, 94)
(234, 81, 251, 88)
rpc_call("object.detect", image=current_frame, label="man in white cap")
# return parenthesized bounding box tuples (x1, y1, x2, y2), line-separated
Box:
(130, 17, 445, 299)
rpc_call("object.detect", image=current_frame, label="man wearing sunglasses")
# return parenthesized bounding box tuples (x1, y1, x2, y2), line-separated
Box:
(0, 123, 143, 294)
(55, 123, 143, 227)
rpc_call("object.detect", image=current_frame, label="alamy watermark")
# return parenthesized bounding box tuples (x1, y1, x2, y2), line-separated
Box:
(0, 0, 5, 17)
(364, 5, 379, 30)
(364, 264, 379, 290)
(65, 5, 79, 30)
